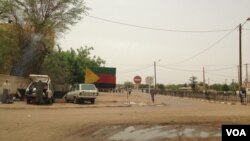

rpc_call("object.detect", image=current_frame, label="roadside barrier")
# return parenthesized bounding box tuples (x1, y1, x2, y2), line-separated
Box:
(158, 90, 250, 105)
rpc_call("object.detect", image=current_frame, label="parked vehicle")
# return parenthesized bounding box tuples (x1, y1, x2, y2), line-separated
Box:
(246, 88, 250, 95)
(64, 84, 98, 104)
(25, 74, 54, 104)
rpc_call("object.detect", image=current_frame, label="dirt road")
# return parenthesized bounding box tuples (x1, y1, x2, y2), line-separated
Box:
(0, 92, 250, 141)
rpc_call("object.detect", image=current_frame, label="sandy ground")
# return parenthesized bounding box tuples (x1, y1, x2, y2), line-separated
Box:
(0, 91, 250, 141)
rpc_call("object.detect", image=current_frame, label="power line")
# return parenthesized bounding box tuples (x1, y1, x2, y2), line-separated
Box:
(86, 15, 240, 65)
(207, 66, 237, 71)
(166, 25, 239, 65)
(158, 65, 236, 72)
(165, 64, 237, 67)
(118, 64, 152, 74)
(206, 72, 236, 78)
(86, 15, 234, 33)
(158, 65, 201, 72)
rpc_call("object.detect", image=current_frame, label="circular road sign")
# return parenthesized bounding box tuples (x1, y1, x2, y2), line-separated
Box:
(134, 76, 142, 84)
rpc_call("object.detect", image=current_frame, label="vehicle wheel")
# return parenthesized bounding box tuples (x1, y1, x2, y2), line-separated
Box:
(47, 98, 52, 104)
(26, 98, 31, 104)
(64, 97, 69, 103)
(65, 99, 70, 103)
(80, 99, 84, 104)
(52, 97, 55, 103)
(90, 99, 95, 104)
(73, 97, 77, 104)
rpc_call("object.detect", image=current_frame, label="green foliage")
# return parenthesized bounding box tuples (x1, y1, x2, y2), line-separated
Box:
(157, 84, 165, 90)
(210, 82, 239, 92)
(189, 76, 198, 91)
(222, 84, 229, 92)
(124, 81, 134, 89)
(139, 84, 148, 89)
(166, 84, 187, 91)
(0, 28, 20, 73)
(41, 46, 105, 84)
(0, 0, 88, 76)
(0, 0, 88, 34)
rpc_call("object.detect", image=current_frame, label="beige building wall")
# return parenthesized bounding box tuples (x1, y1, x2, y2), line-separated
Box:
(0, 74, 30, 96)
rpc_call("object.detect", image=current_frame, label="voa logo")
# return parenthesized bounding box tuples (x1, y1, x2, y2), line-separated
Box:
(226, 129, 246, 136)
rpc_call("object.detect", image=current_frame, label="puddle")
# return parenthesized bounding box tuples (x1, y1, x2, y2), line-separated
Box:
(123, 101, 165, 107)
(93, 125, 221, 141)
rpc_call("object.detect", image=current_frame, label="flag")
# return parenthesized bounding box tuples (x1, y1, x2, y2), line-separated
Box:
(85, 67, 100, 83)
(84, 67, 116, 88)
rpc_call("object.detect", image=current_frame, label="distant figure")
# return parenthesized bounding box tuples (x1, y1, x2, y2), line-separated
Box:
(239, 88, 246, 104)
(2, 79, 10, 103)
(150, 89, 157, 103)
(36, 80, 44, 104)
(128, 88, 132, 95)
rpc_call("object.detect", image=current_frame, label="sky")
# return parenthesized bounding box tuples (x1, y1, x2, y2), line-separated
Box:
(58, 0, 250, 85)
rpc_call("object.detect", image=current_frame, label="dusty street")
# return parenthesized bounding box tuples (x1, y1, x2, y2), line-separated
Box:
(1, 92, 250, 141)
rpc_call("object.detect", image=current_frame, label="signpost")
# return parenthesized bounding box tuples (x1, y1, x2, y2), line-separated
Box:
(134, 75, 142, 90)
(146, 76, 154, 92)
(146, 76, 155, 103)
(134, 76, 142, 84)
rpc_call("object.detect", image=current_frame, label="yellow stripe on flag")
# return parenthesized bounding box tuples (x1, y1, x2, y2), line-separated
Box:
(85, 67, 100, 83)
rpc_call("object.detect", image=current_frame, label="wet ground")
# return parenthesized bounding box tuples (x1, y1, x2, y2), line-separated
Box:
(92, 124, 221, 141)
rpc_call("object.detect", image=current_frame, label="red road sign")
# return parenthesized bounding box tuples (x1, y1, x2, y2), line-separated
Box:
(134, 76, 142, 84)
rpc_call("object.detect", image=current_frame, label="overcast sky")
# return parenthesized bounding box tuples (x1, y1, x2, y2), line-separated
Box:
(59, 0, 250, 85)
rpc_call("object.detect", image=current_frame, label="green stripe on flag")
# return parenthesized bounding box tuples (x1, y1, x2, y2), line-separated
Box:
(90, 67, 116, 75)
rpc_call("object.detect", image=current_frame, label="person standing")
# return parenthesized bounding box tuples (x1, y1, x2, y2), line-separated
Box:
(36, 80, 44, 104)
(150, 89, 157, 103)
(239, 88, 246, 104)
(2, 79, 10, 103)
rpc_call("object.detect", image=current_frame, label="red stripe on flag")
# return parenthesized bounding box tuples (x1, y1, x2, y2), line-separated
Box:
(96, 74, 116, 84)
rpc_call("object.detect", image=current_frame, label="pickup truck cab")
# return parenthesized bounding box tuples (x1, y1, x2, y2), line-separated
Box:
(64, 84, 98, 104)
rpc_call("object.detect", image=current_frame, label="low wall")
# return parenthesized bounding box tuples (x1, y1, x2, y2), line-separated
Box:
(0, 74, 30, 96)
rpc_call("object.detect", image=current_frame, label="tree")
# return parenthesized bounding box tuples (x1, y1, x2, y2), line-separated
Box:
(166, 84, 187, 91)
(210, 84, 222, 91)
(139, 84, 148, 89)
(124, 81, 134, 89)
(0, 0, 88, 76)
(41, 46, 105, 84)
(0, 27, 19, 73)
(222, 84, 229, 92)
(189, 76, 198, 91)
(157, 84, 165, 91)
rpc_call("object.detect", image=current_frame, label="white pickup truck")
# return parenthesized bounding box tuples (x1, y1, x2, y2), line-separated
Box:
(25, 74, 54, 104)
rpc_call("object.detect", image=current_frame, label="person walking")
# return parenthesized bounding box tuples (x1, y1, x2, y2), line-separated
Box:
(2, 79, 10, 103)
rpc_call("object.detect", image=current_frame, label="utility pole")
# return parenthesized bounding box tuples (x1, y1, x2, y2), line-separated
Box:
(246, 64, 248, 84)
(239, 18, 250, 88)
(207, 77, 210, 86)
(239, 24, 242, 88)
(232, 79, 235, 91)
(238, 65, 240, 87)
(154, 60, 160, 89)
(203, 67, 206, 91)
(154, 61, 156, 89)
(207, 77, 210, 90)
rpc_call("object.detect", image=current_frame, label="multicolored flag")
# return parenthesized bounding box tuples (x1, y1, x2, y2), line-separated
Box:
(85, 67, 116, 88)
(85, 67, 100, 84)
